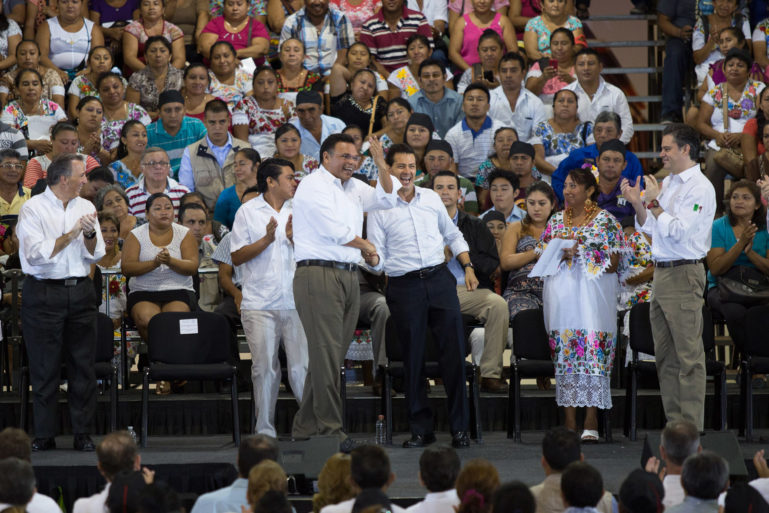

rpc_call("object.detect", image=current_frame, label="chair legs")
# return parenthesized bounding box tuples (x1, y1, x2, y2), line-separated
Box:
(384, 370, 393, 444)
(506, 370, 515, 439)
(745, 362, 755, 443)
(628, 365, 638, 441)
(469, 365, 483, 443)
(141, 368, 149, 448)
(716, 367, 727, 431)
(231, 369, 240, 446)
(340, 366, 347, 433)
(513, 369, 522, 442)
(19, 366, 28, 431)
(110, 365, 118, 433)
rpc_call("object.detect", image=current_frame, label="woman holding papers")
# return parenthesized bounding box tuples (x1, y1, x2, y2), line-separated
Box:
(536, 167, 626, 442)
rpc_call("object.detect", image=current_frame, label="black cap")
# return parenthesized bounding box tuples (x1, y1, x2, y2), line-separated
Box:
(295, 90, 323, 106)
(598, 138, 626, 157)
(618, 469, 664, 513)
(482, 210, 506, 224)
(405, 113, 434, 135)
(158, 90, 184, 108)
(425, 139, 453, 158)
(509, 140, 535, 158)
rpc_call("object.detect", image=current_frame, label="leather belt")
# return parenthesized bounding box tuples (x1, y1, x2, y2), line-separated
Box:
(654, 259, 704, 268)
(296, 259, 358, 272)
(392, 263, 446, 280)
(32, 276, 88, 286)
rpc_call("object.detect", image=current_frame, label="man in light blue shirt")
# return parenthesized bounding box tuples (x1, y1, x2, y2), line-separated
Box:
(146, 91, 207, 180)
(190, 435, 279, 513)
(290, 90, 346, 161)
(408, 59, 463, 139)
(481, 169, 525, 223)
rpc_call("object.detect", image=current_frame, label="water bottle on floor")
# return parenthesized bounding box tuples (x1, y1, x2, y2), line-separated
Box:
(127, 426, 138, 444)
(375, 415, 385, 444)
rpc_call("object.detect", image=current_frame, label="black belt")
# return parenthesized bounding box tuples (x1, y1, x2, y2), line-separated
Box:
(32, 276, 88, 286)
(296, 259, 358, 272)
(654, 259, 704, 268)
(392, 263, 446, 280)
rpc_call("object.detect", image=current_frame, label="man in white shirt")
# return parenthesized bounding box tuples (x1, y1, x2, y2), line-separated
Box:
(290, 91, 346, 161)
(444, 83, 506, 181)
(291, 134, 397, 450)
(621, 124, 716, 431)
(367, 143, 475, 449)
(73, 431, 141, 513)
(17, 154, 105, 452)
(565, 48, 634, 145)
(231, 159, 308, 438)
(190, 435, 279, 513)
(489, 52, 546, 144)
(645, 420, 701, 509)
(406, 446, 461, 513)
(0, 428, 66, 513)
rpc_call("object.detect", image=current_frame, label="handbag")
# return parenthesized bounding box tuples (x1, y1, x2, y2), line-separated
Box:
(713, 84, 745, 177)
(718, 265, 769, 305)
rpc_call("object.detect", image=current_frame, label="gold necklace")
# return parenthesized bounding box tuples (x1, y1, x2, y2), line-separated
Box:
(565, 200, 596, 232)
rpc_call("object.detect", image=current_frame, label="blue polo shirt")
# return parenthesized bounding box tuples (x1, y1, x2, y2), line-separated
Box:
(146, 117, 207, 180)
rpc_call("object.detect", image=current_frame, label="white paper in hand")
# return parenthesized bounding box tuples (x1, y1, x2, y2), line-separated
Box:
(528, 238, 575, 278)
(27, 116, 57, 140)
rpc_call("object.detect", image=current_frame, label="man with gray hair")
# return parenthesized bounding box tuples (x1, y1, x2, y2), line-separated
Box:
(665, 451, 728, 513)
(0, 428, 59, 513)
(0, 458, 36, 511)
(125, 147, 190, 219)
(645, 420, 702, 508)
(16, 153, 105, 452)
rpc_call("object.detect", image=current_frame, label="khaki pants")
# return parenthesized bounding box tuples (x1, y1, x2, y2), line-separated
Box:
(291, 265, 359, 439)
(650, 264, 706, 430)
(456, 285, 509, 379)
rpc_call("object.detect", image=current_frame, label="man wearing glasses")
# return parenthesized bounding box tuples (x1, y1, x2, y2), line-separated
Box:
(125, 148, 190, 219)
(290, 133, 398, 451)
(0, 150, 29, 228)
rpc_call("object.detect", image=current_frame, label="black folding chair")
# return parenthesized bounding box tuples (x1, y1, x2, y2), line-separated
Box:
(141, 311, 239, 447)
(740, 305, 769, 442)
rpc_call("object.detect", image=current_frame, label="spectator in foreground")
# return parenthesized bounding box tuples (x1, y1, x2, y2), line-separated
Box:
(665, 451, 728, 513)
(618, 469, 665, 513)
(455, 459, 499, 513)
(644, 420, 701, 508)
(561, 462, 605, 513)
(312, 454, 356, 513)
(0, 458, 35, 513)
(724, 482, 769, 513)
(490, 481, 535, 513)
(0, 428, 60, 513)
(406, 446, 461, 513)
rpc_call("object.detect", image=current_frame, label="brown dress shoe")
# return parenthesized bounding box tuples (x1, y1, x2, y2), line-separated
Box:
(480, 377, 508, 393)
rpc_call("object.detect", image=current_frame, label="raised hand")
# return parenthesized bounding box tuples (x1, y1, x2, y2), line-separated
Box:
(265, 217, 278, 243)
(286, 214, 293, 243)
(620, 177, 642, 206)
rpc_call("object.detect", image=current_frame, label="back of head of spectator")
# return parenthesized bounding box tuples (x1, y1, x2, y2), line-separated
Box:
(97, 430, 140, 482)
(312, 453, 356, 513)
(352, 488, 392, 513)
(660, 420, 701, 472)
(419, 446, 460, 493)
(456, 459, 500, 513)
(541, 427, 581, 474)
(491, 481, 536, 513)
(350, 445, 394, 491)
(138, 483, 181, 513)
(254, 490, 292, 513)
(0, 457, 35, 511)
(106, 471, 148, 513)
(618, 469, 664, 513)
(680, 451, 729, 501)
(725, 482, 769, 513)
(238, 434, 279, 478)
(561, 461, 603, 509)
(0, 427, 31, 461)
(247, 460, 287, 510)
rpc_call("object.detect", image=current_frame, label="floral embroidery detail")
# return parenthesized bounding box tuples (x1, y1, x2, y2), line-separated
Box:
(293, 155, 320, 181)
(708, 80, 763, 122)
(232, 96, 295, 136)
(533, 120, 592, 158)
(548, 328, 616, 377)
(524, 15, 583, 56)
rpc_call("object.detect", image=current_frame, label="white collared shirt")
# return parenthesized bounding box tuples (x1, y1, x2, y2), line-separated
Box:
(320, 497, 407, 513)
(565, 77, 634, 144)
(17, 187, 105, 279)
(72, 484, 110, 513)
(638, 163, 716, 261)
(189, 477, 249, 513)
(405, 489, 460, 513)
(444, 117, 507, 179)
(367, 187, 469, 277)
(489, 86, 547, 144)
(293, 166, 400, 263)
(231, 196, 296, 310)
(663, 474, 685, 508)
(407, 0, 448, 25)
(1, 493, 65, 513)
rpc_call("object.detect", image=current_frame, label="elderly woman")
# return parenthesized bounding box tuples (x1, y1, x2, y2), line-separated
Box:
(531, 88, 592, 176)
(706, 180, 769, 353)
(213, 147, 260, 229)
(109, 119, 147, 188)
(0, 39, 65, 109)
(66, 46, 122, 119)
(36, 0, 104, 84)
(449, 4, 515, 76)
(121, 192, 198, 342)
(208, 41, 253, 110)
(525, 27, 576, 106)
(327, 41, 395, 102)
(330, 69, 386, 138)
(126, 36, 184, 120)
(539, 167, 625, 441)
(273, 123, 318, 181)
(523, 0, 584, 61)
(99, 71, 152, 152)
(123, 0, 185, 73)
(275, 38, 323, 105)
(23, 122, 99, 187)
(96, 184, 145, 240)
(233, 66, 295, 158)
(197, 0, 269, 64)
(697, 48, 764, 214)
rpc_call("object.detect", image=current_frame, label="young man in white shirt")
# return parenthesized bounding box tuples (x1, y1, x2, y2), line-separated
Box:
(489, 52, 546, 144)
(406, 446, 461, 513)
(231, 158, 308, 438)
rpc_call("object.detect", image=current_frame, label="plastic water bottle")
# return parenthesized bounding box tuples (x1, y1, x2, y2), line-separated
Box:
(375, 415, 385, 444)
(127, 426, 138, 444)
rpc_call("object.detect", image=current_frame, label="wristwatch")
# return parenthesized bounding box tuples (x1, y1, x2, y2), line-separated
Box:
(462, 262, 474, 269)
(84, 230, 97, 240)
(646, 199, 660, 210)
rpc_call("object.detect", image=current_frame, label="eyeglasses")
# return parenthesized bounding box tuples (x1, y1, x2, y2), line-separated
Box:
(0, 163, 23, 171)
(142, 160, 170, 168)
(332, 153, 361, 163)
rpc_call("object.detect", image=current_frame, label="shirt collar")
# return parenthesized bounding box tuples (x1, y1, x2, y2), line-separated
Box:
(674, 163, 702, 183)
(461, 116, 492, 136)
(424, 489, 460, 502)
(574, 76, 605, 96)
(42, 186, 66, 209)
(205, 134, 233, 150)
(451, 208, 458, 224)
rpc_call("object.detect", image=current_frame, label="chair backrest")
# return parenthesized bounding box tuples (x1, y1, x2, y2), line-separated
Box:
(629, 303, 656, 356)
(147, 311, 231, 364)
(511, 308, 551, 361)
(744, 305, 769, 358)
(95, 313, 115, 364)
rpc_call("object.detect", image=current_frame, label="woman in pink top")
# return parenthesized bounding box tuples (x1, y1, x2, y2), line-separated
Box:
(448, 0, 508, 31)
(329, 0, 379, 33)
(449, 0, 516, 71)
(197, 0, 269, 64)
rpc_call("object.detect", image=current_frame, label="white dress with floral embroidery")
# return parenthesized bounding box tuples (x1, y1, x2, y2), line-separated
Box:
(537, 209, 628, 409)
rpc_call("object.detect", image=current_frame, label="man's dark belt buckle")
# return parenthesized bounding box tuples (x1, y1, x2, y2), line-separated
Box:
(64, 278, 78, 286)
(417, 267, 432, 278)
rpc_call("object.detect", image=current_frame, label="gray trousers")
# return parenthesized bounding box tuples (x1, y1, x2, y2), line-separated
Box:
(359, 288, 388, 369)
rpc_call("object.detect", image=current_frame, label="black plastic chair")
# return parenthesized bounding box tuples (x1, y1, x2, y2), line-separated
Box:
(624, 302, 727, 441)
(141, 311, 239, 447)
(740, 305, 769, 442)
(380, 316, 482, 444)
(20, 312, 118, 432)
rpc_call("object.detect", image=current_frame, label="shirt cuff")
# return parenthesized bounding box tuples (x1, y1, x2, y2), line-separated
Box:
(653, 210, 675, 238)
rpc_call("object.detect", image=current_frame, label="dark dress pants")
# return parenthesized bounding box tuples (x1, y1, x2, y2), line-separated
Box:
(661, 37, 692, 118)
(386, 266, 470, 435)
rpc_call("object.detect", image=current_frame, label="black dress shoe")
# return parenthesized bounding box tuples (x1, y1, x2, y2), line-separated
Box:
(402, 433, 436, 448)
(73, 434, 95, 452)
(339, 437, 358, 454)
(451, 431, 470, 448)
(31, 437, 56, 451)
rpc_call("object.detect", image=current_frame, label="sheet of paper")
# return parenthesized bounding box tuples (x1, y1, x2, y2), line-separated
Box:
(240, 57, 256, 76)
(179, 318, 198, 335)
(27, 116, 57, 140)
(528, 238, 576, 278)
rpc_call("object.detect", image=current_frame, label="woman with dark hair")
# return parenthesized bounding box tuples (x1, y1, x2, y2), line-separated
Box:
(123, 0, 185, 73)
(75, 96, 111, 164)
(0, 2, 21, 73)
(531, 88, 592, 176)
(208, 40, 253, 110)
(273, 123, 319, 181)
(233, 66, 295, 158)
(706, 180, 769, 352)
(126, 35, 184, 120)
(67, 46, 123, 119)
(450, 1, 515, 75)
(99, 71, 152, 152)
(23, 121, 99, 187)
(327, 41, 395, 102)
(525, 27, 576, 106)
(743, 86, 769, 173)
(214, 147, 261, 229)
(96, 184, 145, 240)
(330, 68, 386, 138)
(388, 34, 435, 98)
(476, 127, 518, 208)
(371, 97, 412, 153)
(275, 38, 323, 105)
(97, 211, 127, 330)
(523, 0, 585, 61)
(109, 120, 147, 188)
(0, 39, 65, 108)
(197, 0, 269, 63)
(538, 167, 626, 441)
(455, 29, 506, 94)
(181, 62, 215, 122)
(403, 113, 434, 178)
(121, 192, 198, 344)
